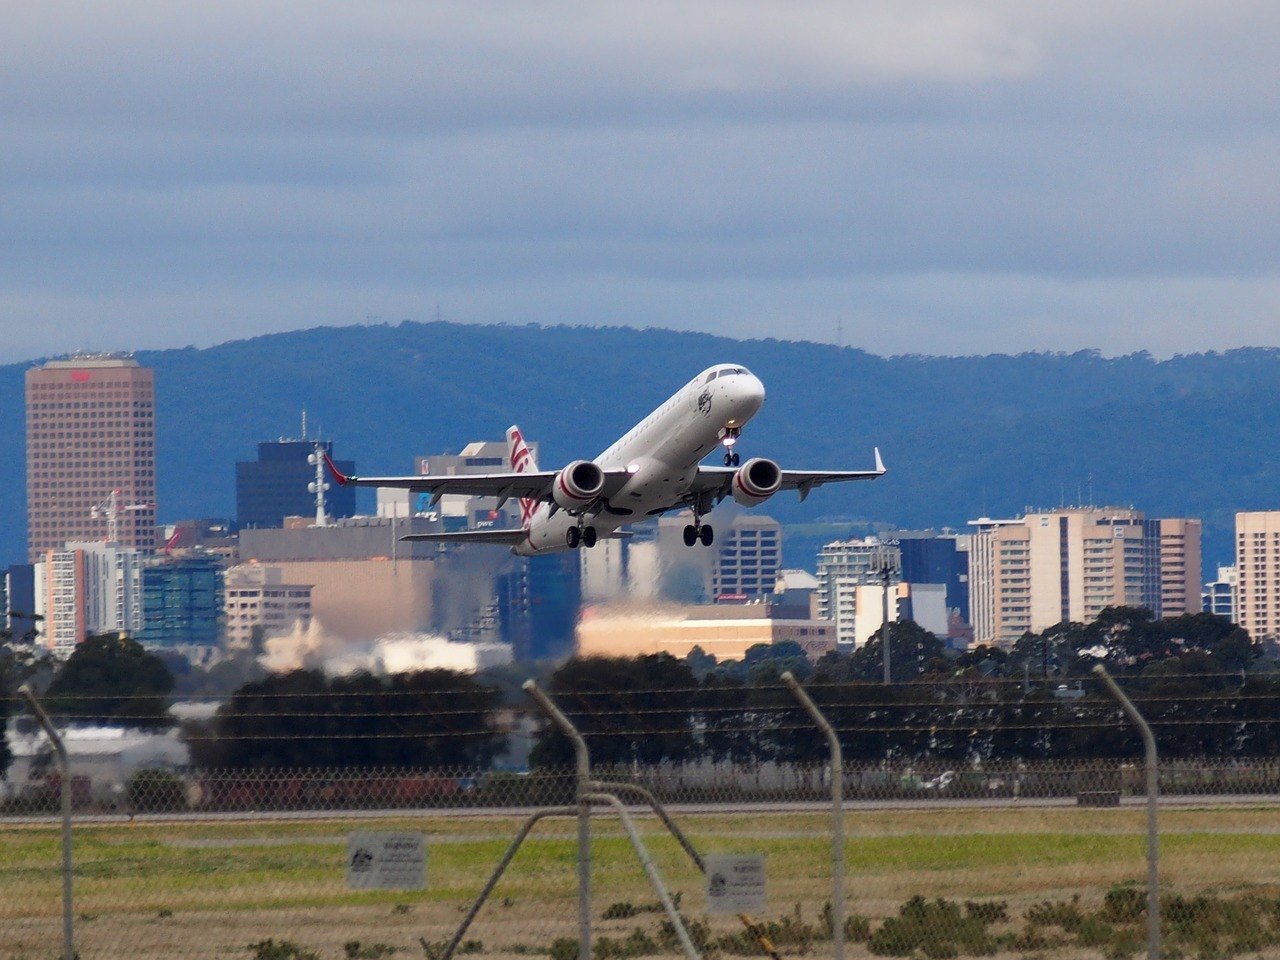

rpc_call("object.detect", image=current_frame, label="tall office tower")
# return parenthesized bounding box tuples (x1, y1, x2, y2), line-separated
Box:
(968, 508, 1203, 648)
(26, 356, 157, 562)
(33, 541, 143, 654)
(816, 537, 901, 647)
(711, 515, 782, 601)
(235, 439, 356, 529)
(1203, 565, 1238, 621)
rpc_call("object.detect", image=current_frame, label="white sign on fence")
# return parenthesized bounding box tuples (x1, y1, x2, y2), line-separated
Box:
(705, 853, 765, 914)
(346, 831, 426, 890)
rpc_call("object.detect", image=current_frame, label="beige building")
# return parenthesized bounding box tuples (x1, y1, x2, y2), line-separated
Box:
(223, 565, 313, 650)
(576, 601, 836, 662)
(26, 356, 156, 562)
(969, 508, 1202, 648)
(1235, 512, 1280, 640)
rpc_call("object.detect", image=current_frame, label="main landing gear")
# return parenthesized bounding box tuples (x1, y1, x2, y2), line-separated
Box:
(722, 426, 741, 467)
(566, 525, 598, 549)
(682, 521, 714, 547)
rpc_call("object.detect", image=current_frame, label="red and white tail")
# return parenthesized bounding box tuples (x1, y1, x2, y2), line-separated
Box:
(506, 425, 539, 528)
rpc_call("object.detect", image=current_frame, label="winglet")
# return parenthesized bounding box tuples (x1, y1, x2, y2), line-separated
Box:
(874, 446, 886, 474)
(322, 449, 352, 485)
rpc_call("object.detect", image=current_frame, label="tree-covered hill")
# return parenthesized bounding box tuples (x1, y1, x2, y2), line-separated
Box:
(6, 321, 1280, 567)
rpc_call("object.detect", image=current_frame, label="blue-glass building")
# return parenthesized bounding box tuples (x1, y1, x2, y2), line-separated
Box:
(890, 531, 970, 621)
(138, 555, 225, 649)
(235, 440, 356, 529)
(498, 552, 581, 662)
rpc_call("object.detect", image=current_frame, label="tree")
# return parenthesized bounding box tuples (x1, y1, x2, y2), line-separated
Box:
(197, 668, 503, 768)
(531, 654, 698, 767)
(43, 633, 175, 728)
(848, 620, 947, 683)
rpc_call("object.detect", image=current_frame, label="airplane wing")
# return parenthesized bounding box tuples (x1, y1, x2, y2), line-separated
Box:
(323, 452, 630, 505)
(691, 448, 886, 502)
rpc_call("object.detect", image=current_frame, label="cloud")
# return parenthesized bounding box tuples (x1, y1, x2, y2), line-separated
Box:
(2, 2, 1279, 358)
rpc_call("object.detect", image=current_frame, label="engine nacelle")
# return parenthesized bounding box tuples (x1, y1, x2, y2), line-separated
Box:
(731, 457, 782, 507)
(553, 460, 606, 511)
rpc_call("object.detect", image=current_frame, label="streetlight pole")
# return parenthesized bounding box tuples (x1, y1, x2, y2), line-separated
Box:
(876, 547, 897, 685)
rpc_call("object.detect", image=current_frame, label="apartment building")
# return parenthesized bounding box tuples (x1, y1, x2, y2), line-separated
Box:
(969, 508, 1202, 648)
(1234, 512, 1280, 640)
(33, 541, 144, 654)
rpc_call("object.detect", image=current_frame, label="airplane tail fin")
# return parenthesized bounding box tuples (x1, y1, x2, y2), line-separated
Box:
(506, 425, 539, 527)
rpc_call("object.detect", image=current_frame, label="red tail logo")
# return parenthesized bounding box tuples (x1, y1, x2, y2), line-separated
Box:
(506, 426, 539, 528)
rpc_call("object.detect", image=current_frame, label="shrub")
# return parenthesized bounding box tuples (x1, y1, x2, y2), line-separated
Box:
(129, 769, 187, 813)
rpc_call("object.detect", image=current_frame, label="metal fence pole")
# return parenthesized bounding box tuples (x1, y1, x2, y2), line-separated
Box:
(781, 671, 844, 960)
(525, 680, 592, 960)
(19, 684, 74, 960)
(1093, 665, 1159, 960)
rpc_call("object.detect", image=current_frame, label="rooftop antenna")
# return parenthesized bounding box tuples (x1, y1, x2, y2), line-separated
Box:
(301, 409, 308, 441)
(307, 443, 330, 527)
(836, 317, 843, 348)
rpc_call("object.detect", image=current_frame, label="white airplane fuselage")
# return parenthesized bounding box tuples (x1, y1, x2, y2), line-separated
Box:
(515, 366, 766, 555)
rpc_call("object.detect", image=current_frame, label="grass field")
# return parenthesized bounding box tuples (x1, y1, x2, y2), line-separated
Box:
(4, 805, 1280, 960)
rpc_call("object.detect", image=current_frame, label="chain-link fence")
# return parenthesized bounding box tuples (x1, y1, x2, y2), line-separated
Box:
(7, 690, 1280, 959)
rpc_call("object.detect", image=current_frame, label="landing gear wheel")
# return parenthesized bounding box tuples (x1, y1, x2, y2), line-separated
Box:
(582, 526, 598, 548)
(682, 524, 698, 547)
(730, 452, 740, 466)
(699, 524, 715, 547)
(566, 527, 581, 549)
(723, 451, 733, 466)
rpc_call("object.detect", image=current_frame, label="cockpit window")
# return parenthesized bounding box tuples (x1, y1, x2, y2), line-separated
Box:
(718, 366, 750, 377)
(705, 372, 718, 383)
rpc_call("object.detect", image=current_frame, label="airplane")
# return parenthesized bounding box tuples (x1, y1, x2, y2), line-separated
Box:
(323, 363, 884, 556)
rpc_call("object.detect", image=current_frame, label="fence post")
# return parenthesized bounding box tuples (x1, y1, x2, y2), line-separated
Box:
(524, 680, 592, 960)
(1093, 665, 1159, 960)
(19, 684, 74, 960)
(781, 671, 844, 960)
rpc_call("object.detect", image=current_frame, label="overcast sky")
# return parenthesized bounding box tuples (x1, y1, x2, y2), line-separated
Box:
(3, 2, 1279, 360)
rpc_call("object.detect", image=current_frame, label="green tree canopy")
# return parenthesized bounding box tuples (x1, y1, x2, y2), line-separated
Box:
(43, 633, 175, 728)
(195, 668, 504, 769)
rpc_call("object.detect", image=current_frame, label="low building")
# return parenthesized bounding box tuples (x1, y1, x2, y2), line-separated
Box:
(576, 602, 836, 662)
(223, 565, 313, 650)
(1203, 565, 1237, 621)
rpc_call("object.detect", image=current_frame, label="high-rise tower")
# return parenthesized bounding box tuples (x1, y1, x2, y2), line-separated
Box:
(26, 356, 157, 562)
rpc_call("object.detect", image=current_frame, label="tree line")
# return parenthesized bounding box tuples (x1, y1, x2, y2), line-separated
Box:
(5, 607, 1280, 772)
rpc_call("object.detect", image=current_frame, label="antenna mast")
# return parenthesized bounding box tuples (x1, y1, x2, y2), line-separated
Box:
(307, 442, 330, 527)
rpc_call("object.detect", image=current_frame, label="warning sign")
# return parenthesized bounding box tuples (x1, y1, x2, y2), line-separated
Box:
(346, 831, 426, 890)
(705, 853, 765, 914)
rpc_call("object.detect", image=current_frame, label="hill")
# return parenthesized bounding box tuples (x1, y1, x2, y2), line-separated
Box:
(6, 321, 1280, 569)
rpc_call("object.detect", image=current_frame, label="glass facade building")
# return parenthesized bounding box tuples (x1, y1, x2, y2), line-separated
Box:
(138, 555, 224, 649)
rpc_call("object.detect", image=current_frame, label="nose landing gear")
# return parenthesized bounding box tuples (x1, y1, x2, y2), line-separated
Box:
(721, 426, 741, 467)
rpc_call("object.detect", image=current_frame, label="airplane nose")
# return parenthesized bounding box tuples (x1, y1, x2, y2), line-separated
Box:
(733, 374, 766, 416)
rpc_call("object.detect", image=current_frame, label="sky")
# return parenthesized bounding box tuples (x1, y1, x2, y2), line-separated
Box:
(3, 1, 1279, 361)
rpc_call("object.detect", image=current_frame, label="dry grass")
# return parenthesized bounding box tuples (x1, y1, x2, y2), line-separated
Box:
(3, 804, 1280, 959)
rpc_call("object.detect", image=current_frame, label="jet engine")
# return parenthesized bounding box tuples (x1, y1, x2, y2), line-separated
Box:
(731, 457, 782, 506)
(553, 460, 606, 511)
